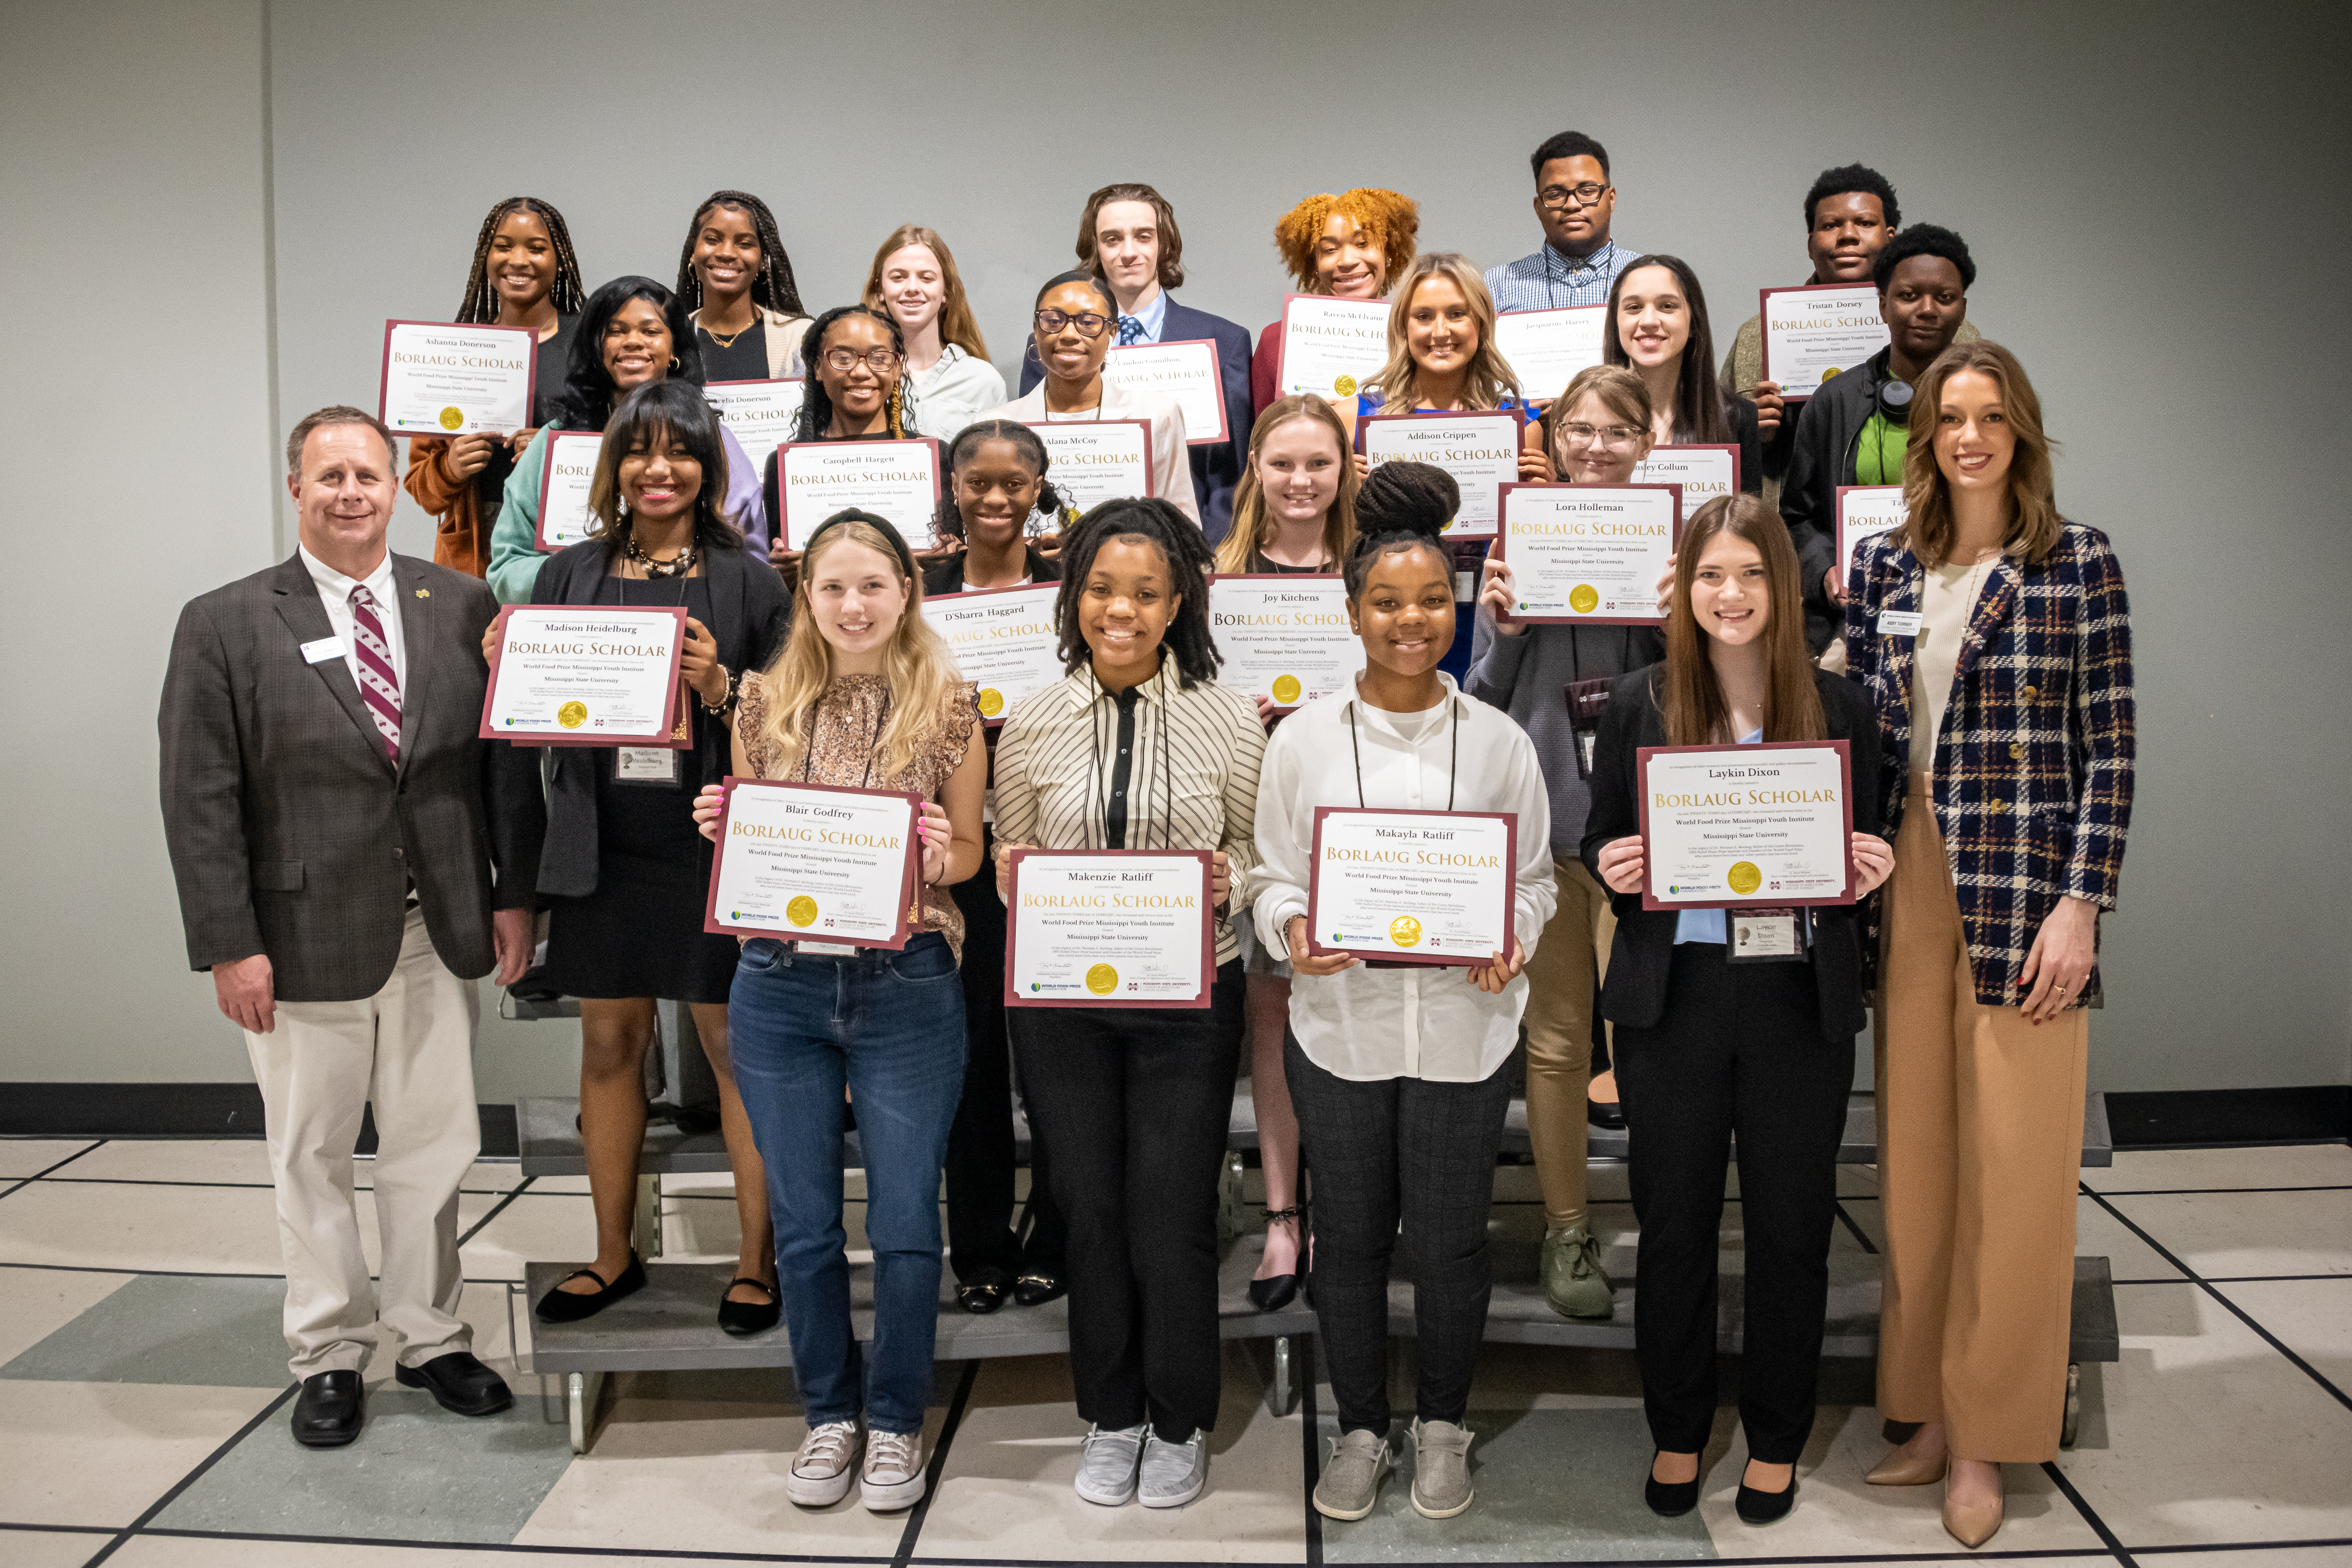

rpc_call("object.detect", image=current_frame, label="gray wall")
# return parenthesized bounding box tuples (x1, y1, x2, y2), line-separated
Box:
(7, 0, 2346, 1097)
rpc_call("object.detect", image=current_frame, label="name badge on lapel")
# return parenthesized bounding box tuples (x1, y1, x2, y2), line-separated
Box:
(1727, 907, 1809, 964)
(300, 636, 344, 665)
(1876, 609, 1923, 638)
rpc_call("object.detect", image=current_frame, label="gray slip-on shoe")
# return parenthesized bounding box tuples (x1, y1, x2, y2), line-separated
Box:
(1314, 1427, 1396, 1520)
(1409, 1417, 1475, 1519)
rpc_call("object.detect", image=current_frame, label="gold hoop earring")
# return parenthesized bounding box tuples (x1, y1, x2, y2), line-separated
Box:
(668, 356, 680, 372)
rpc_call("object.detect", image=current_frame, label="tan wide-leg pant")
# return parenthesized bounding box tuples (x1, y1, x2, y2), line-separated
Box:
(242, 908, 481, 1379)
(1875, 782, 2088, 1462)
(1524, 858, 1618, 1231)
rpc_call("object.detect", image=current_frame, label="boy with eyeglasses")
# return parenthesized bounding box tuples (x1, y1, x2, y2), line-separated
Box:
(1484, 131, 1640, 315)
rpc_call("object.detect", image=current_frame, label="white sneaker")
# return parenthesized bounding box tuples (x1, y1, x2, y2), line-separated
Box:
(1074, 1421, 1147, 1505)
(1138, 1429, 1209, 1508)
(787, 1419, 861, 1507)
(861, 1427, 926, 1511)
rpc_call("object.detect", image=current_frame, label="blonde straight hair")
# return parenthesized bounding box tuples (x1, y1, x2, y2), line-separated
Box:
(1213, 395, 1360, 573)
(862, 225, 991, 363)
(751, 518, 963, 779)
(1896, 340, 2064, 567)
(1372, 252, 1521, 415)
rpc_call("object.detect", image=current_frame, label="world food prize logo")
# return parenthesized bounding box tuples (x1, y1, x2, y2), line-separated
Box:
(557, 701, 588, 730)
(978, 688, 1004, 719)
(438, 406, 465, 431)
(1271, 674, 1302, 705)
(1085, 963, 1119, 996)
(1727, 862, 1763, 895)
(786, 895, 818, 928)
(1389, 915, 1422, 948)
(1334, 374, 1358, 397)
(1569, 584, 1600, 614)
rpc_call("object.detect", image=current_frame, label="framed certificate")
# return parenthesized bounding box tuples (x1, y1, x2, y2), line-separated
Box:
(1636, 741, 1855, 911)
(1493, 483, 1681, 625)
(478, 605, 688, 747)
(704, 778, 924, 949)
(1632, 444, 1740, 513)
(534, 431, 605, 552)
(1004, 849, 1214, 1009)
(1359, 410, 1523, 537)
(1273, 293, 1391, 401)
(1102, 338, 1225, 445)
(1207, 574, 1362, 710)
(704, 378, 803, 483)
(1024, 418, 1153, 515)
(920, 583, 1066, 725)
(377, 320, 537, 437)
(1493, 306, 1607, 405)
(1758, 284, 1889, 401)
(1837, 485, 1908, 583)
(1306, 808, 1516, 968)
(777, 437, 943, 551)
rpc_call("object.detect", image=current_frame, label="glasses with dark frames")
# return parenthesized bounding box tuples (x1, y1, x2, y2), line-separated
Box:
(1035, 309, 1112, 338)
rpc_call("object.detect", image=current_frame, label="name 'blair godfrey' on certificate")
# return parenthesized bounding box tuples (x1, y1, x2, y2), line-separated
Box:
(1307, 808, 1516, 967)
(1636, 741, 1855, 912)
(704, 779, 923, 949)
(1004, 849, 1214, 1009)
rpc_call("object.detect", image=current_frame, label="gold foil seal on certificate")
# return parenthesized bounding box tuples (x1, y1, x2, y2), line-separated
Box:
(1334, 375, 1358, 397)
(978, 688, 1004, 718)
(1819, 367, 1842, 384)
(787, 895, 818, 928)
(1271, 674, 1302, 705)
(1569, 584, 1600, 614)
(1727, 862, 1763, 895)
(1389, 915, 1422, 948)
(1086, 963, 1120, 995)
(557, 701, 588, 729)
(438, 406, 465, 430)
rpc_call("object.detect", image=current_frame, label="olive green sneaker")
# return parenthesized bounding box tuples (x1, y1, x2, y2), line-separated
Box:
(1541, 1221, 1615, 1320)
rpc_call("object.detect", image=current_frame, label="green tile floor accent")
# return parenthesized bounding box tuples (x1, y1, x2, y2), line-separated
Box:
(0, 1274, 293, 1388)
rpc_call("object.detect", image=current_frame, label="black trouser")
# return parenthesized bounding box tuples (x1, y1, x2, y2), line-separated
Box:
(944, 829, 1065, 1286)
(1285, 1031, 1513, 1434)
(1008, 959, 1245, 1442)
(1615, 941, 1853, 1461)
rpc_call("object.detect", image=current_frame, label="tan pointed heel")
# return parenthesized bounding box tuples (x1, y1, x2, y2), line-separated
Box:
(1942, 1485, 2004, 1549)
(1865, 1448, 1948, 1486)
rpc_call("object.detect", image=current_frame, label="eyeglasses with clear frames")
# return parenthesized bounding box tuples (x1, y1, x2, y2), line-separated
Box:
(1035, 309, 1112, 338)
(1557, 421, 1643, 448)
(821, 346, 903, 374)
(1538, 182, 1611, 210)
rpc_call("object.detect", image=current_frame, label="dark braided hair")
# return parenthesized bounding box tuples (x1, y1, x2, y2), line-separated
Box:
(1342, 461, 1458, 598)
(455, 197, 585, 324)
(934, 420, 1067, 542)
(793, 306, 918, 440)
(673, 191, 806, 317)
(1052, 499, 1220, 686)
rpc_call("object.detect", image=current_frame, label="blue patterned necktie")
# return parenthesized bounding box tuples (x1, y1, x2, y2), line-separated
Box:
(1117, 315, 1146, 346)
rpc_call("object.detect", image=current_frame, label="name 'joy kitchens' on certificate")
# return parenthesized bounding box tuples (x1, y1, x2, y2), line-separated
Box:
(478, 606, 687, 745)
(1208, 575, 1364, 710)
(704, 779, 922, 949)
(1637, 741, 1855, 911)
(1308, 809, 1515, 966)
(1004, 851, 1214, 1009)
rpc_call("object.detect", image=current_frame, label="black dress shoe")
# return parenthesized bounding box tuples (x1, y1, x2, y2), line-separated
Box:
(717, 1277, 781, 1336)
(395, 1351, 512, 1417)
(291, 1369, 365, 1447)
(534, 1253, 646, 1322)
(1735, 1474, 1796, 1524)
(958, 1280, 1008, 1315)
(1011, 1271, 1066, 1307)
(1247, 1271, 1300, 1312)
(1587, 1097, 1626, 1131)
(1645, 1452, 1699, 1517)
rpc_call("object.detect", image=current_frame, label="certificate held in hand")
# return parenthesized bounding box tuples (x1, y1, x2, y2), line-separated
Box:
(1307, 809, 1516, 967)
(534, 431, 605, 551)
(1494, 483, 1680, 625)
(1102, 339, 1226, 445)
(704, 378, 803, 482)
(1207, 574, 1362, 710)
(1637, 741, 1855, 910)
(378, 320, 537, 437)
(1360, 411, 1523, 537)
(778, 437, 943, 550)
(920, 584, 1065, 724)
(704, 778, 923, 950)
(1759, 285, 1890, 400)
(478, 605, 687, 746)
(1023, 419, 1153, 516)
(1274, 294, 1390, 401)
(1492, 306, 1606, 405)
(1005, 849, 1214, 1009)
(1837, 485, 1908, 583)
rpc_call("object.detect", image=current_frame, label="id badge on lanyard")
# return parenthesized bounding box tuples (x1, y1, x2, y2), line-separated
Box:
(1727, 907, 1810, 964)
(1565, 676, 1612, 779)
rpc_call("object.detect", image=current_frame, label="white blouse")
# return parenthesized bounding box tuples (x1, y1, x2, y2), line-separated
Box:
(975, 381, 1200, 525)
(908, 344, 1010, 442)
(1252, 674, 1558, 1082)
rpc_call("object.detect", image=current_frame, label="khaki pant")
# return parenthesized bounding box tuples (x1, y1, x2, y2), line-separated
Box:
(243, 908, 481, 1379)
(1875, 784, 2087, 1462)
(1524, 858, 1617, 1231)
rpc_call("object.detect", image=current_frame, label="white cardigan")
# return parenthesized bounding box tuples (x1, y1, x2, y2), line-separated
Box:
(976, 380, 1200, 526)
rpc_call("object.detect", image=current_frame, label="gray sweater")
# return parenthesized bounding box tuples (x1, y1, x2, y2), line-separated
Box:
(1464, 608, 1663, 861)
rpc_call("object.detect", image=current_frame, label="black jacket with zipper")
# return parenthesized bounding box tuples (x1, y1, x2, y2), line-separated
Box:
(1780, 345, 1898, 654)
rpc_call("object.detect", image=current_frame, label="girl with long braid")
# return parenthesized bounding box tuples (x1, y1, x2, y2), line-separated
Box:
(404, 196, 586, 576)
(674, 190, 812, 382)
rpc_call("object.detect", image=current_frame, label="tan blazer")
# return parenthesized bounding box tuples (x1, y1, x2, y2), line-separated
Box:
(689, 303, 811, 380)
(976, 381, 1200, 525)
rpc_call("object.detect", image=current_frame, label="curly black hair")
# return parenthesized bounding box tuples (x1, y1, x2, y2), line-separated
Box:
(1343, 461, 1458, 598)
(1802, 164, 1901, 232)
(550, 276, 704, 433)
(1873, 222, 1976, 291)
(934, 420, 1068, 542)
(1052, 498, 1220, 687)
(792, 306, 918, 440)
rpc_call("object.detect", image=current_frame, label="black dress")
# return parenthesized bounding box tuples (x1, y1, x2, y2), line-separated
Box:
(698, 320, 768, 384)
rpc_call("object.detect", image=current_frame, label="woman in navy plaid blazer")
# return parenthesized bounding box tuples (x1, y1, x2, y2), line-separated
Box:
(1843, 342, 2134, 1549)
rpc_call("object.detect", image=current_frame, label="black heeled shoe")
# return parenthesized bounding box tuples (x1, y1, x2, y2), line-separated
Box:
(1735, 1462, 1797, 1524)
(534, 1252, 645, 1322)
(1587, 1097, 1626, 1130)
(1645, 1450, 1699, 1517)
(1011, 1271, 1065, 1307)
(1248, 1205, 1304, 1312)
(717, 1277, 780, 1336)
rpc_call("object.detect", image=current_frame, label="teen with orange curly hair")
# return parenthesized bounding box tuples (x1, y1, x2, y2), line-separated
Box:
(1250, 188, 1420, 420)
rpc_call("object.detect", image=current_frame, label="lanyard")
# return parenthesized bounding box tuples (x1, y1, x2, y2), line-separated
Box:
(1347, 689, 1459, 811)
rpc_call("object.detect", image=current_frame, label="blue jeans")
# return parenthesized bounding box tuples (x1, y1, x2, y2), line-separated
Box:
(728, 933, 967, 1433)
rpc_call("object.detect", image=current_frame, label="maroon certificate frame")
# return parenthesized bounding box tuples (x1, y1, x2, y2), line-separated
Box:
(1020, 417, 1154, 499)
(1357, 409, 1524, 539)
(533, 430, 606, 553)
(376, 319, 538, 436)
(1272, 292, 1388, 403)
(1640, 442, 1742, 504)
(1205, 573, 1352, 713)
(702, 777, 924, 950)
(1490, 482, 1682, 627)
(477, 603, 690, 747)
(1104, 338, 1227, 445)
(1635, 740, 1855, 912)
(1002, 848, 1216, 1010)
(776, 436, 945, 551)
(1305, 807, 1518, 969)
(1756, 283, 1884, 403)
(1836, 484, 1908, 587)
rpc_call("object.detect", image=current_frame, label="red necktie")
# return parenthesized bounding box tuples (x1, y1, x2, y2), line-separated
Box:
(348, 586, 403, 763)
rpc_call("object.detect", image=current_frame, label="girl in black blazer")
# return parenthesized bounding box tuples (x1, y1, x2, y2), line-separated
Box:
(1581, 495, 1893, 1526)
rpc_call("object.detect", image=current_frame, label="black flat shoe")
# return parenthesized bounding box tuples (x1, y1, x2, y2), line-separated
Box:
(958, 1280, 1009, 1315)
(717, 1277, 780, 1336)
(1012, 1271, 1066, 1307)
(292, 1369, 365, 1447)
(1645, 1452, 1699, 1517)
(1735, 1474, 1797, 1525)
(394, 1351, 512, 1416)
(1587, 1098, 1626, 1130)
(535, 1253, 645, 1322)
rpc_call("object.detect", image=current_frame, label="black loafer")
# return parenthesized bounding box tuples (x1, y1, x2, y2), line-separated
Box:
(717, 1277, 781, 1336)
(534, 1253, 645, 1322)
(1645, 1452, 1699, 1517)
(958, 1280, 1008, 1315)
(1735, 1474, 1796, 1525)
(292, 1369, 365, 1447)
(1012, 1272, 1066, 1307)
(394, 1351, 513, 1417)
